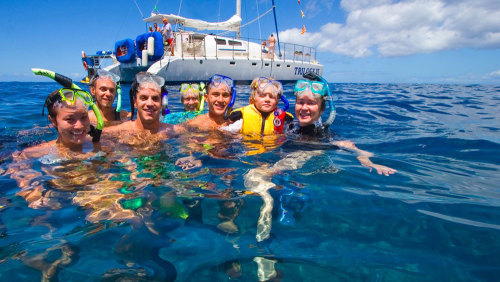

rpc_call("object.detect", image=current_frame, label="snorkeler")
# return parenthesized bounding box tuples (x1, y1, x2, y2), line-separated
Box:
(290, 72, 396, 175)
(105, 72, 176, 136)
(187, 74, 235, 130)
(8, 88, 106, 208)
(226, 77, 293, 136)
(163, 82, 206, 124)
(89, 70, 130, 125)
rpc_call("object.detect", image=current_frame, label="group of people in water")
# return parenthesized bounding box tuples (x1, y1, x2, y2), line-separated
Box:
(20, 69, 396, 174)
(5, 70, 396, 280)
(8, 69, 395, 213)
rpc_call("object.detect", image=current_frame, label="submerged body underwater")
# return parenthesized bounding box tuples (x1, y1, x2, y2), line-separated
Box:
(0, 82, 499, 281)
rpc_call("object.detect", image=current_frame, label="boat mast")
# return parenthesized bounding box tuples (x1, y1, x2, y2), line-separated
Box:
(271, 0, 281, 57)
(236, 0, 241, 38)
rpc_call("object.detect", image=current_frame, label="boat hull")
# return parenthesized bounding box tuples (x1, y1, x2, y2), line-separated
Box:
(125, 57, 324, 84)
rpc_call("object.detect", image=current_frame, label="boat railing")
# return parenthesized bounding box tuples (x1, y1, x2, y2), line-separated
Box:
(174, 32, 318, 64)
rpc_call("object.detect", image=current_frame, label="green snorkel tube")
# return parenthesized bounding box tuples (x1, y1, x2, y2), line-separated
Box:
(197, 82, 206, 113)
(116, 82, 122, 113)
(303, 71, 336, 128)
(32, 68, 104, 142)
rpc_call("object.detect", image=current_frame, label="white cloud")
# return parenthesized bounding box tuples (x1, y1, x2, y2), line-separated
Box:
(489, 70, 500, 77)
(280, 0, 500, 57)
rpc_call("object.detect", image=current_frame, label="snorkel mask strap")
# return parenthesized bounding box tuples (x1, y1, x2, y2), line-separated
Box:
(303, 71, 336, 128)
(32, 68, 104, 142)
(223, 85, 236, 120)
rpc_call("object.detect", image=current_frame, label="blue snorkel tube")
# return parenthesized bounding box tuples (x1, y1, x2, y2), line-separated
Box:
(303, 71, 336, 128)
(273, 95, 290, 133)
(279, 95, 289, 112)
(223, 85, 237, 120)
(161, 86, 170, 116)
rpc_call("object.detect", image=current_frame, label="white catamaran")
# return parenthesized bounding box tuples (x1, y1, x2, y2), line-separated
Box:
(81, 0, 323, 84)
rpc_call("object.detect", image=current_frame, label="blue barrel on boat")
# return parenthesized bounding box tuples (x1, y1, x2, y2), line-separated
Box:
(136, 31, 164, 62)
(114, 38, 136, 63)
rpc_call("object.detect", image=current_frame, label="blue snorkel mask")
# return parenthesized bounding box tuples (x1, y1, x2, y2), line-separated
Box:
(208, 74, 236, 120)
(301, 71, 336, 128)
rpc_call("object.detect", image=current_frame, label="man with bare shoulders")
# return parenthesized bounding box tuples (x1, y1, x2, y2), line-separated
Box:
(105, 72, 175, 138)
(88, 70, 129, 126)
(187, 74, 235, 131)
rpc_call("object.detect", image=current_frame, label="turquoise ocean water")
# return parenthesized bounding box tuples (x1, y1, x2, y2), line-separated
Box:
(0, 82, 499, 281)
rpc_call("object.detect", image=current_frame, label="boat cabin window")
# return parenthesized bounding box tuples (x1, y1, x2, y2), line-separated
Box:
(216, 39, 227, 45)
(228, 40, 242, 46)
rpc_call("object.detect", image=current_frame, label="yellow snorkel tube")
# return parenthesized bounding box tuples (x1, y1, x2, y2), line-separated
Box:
(32, 68, 104, 142)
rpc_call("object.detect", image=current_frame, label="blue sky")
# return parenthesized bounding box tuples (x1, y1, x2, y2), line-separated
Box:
(1, 0, 500, 84)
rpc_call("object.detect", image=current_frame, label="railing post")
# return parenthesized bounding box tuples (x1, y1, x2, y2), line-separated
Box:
(283, 42, 285, 62)
(181, 33, 184, 60)
(293, 44, 296, 61)
(205, 36, 207, 59)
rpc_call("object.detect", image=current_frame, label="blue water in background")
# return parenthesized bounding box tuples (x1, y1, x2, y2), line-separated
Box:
(0, 82, 499, 280)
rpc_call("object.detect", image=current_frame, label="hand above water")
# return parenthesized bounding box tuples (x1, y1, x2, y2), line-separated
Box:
(367, 163, 397, 176)
(175, 156, 202, 171)
(357, 156, 397, 176)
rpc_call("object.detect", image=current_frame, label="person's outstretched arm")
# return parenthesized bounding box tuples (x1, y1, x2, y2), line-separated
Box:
(333, 140, 397, 176)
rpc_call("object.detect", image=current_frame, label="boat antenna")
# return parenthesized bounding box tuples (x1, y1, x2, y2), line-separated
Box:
(132, 0, 144, 18)
(271, 0, 281, 57)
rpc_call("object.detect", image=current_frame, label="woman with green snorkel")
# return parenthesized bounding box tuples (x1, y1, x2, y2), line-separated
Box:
(8, 87, 108, 209)
(163, 82, 206, 124)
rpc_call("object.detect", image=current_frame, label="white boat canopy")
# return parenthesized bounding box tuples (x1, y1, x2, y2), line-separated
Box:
(144, 13, 242, 32)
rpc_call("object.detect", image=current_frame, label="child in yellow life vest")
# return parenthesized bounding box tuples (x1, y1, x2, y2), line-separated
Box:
(227, 77, 294, 136)
(223, 77, 293, 155)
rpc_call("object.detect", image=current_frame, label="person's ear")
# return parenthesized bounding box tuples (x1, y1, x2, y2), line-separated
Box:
(48, 115, 57, 128)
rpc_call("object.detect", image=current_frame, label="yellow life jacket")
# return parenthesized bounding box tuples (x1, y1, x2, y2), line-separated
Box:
(236, 104, 293, 136)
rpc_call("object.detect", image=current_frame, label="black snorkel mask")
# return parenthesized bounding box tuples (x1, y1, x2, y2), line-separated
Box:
(302, 70, 336, 128)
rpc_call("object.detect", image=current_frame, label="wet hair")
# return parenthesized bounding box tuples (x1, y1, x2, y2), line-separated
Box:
(129, 72, 167, 120)
(44, 89, 62, 118)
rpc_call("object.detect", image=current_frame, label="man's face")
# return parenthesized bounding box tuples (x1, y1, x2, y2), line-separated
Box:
(134, 83, 162, 124)
(205, 84, 232, 117)
(91, 78, 116, 110)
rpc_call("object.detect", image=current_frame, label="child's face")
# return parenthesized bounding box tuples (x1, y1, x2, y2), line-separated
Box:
(253, 85, 279, 113)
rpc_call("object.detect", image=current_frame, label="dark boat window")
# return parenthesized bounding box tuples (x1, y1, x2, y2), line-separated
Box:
(228, 40, 242, 46)
(216, 39, 227, 45)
